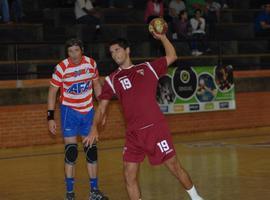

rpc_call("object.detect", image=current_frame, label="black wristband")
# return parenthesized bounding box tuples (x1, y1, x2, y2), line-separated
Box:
(47, 110, 55, 121)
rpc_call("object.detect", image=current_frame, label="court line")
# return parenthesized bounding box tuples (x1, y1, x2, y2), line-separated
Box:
(1, 133, 270, 160)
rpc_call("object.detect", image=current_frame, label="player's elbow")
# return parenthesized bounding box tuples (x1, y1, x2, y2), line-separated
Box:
(166, 55, 178, 66)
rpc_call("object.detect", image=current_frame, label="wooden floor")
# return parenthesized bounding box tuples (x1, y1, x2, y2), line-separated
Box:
(1, 127, 270, 200)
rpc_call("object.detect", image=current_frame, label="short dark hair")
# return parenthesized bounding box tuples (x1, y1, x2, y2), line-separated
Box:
(194, 9, 202, 15)
(65, 38, 84, 52)
(109, 38, 130, 49)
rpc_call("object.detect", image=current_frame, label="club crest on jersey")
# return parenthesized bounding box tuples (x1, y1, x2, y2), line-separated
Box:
(67, 81, 91, 94)
(74, 69, 84, 77)
(137, 69, 144, 76)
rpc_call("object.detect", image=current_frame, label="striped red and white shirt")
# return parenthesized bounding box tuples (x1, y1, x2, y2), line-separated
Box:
(50, 56, 99, 113)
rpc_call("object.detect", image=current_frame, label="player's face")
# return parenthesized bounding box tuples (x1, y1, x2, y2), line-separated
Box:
(67, 45, 83, 64)
(266, 4, 270, 13)
(109, 44, 130, 66)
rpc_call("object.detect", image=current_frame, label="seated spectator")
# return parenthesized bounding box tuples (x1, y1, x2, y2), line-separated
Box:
(0, 0, 11, 23)
(174, 10, 190, 39)
(186, 0, 206, 17)
(205, 0, 221, 39)
(255, 3, 270, 37)
(10, 0, 23, 22)
(99, 0, 133, 8)
(75, 0, 102, 33)
(169, 0, 186, 17)
(190, 9, 209, 56)
(169, 0, 186, 39)
(144, 0, 164, 24)
(215, 0, 229, 8)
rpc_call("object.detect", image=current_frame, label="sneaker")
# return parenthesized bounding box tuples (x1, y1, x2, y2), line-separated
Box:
(172, 33, 178, 40)
(65, 192, 75, 200)
(192, 50, 203, 56)
(195, 50, 203, 56)
(89, 189, 109, 200)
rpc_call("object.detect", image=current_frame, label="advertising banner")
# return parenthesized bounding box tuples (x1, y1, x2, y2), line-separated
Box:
(157, 65, 235, 114)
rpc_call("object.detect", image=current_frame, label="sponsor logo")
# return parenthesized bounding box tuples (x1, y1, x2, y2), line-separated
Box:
(160, 106, 169, 113)
(219, 102, 229, 109)
(173, 105, 184, 112)
(205, 103, 214, 110)
(180, 70, 190, 83)
(189, 104, 200, 111)
(67, 81, 91, 94)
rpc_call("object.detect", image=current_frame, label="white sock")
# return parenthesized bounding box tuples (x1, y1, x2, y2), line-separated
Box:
(186, 185, 203, 200)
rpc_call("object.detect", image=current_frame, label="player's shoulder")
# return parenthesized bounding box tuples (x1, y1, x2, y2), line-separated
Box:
(134, 62, 149, 69)
(83, 56, 96, 66)
(107, 68, 122, 81)
(56, 58, 69, 71)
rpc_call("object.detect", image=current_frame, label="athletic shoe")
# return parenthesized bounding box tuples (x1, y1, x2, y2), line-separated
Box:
(65, 192, 75, 200)
(89, 189, 109, 200)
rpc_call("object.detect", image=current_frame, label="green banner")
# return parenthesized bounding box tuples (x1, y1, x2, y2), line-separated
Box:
(157, 65, 236, 114)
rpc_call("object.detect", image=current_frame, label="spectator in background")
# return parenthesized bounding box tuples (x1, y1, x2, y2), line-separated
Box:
(0, 0, 10, 23)
(75, 0, 102, 34)
(215, 0, 229, 8)
(174, 10, 190, 39)
(186, 0, 206, 17)
(10, 0, 23, 22)
(99, 0, 133, 8)
(205, 0, 221, 39)
(190, 9, 208, 56)
(144, 0, 164, 23)
(255, 3, 270, 37)
(168, 0, 186, 39)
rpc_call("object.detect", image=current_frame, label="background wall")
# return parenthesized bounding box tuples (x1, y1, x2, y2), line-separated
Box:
(1, 91, 269, 148)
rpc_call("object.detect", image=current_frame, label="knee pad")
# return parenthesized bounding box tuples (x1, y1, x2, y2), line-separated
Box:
(84, 144, 97, 164)
(65, 144, 78, 165)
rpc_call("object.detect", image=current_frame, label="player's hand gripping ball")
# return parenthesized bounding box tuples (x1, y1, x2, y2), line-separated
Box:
(148, 17, 168, 35)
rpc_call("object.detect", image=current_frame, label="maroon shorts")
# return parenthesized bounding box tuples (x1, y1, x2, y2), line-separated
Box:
(123, 122, 176, 165)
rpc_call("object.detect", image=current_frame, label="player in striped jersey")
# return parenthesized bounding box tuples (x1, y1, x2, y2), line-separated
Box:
(47, 39, 108, 200)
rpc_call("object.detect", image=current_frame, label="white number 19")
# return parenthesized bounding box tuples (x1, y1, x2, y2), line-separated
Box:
(157, 140, 169, 153)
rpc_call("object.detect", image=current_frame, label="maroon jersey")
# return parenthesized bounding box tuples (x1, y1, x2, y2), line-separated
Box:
(99, 57, 168, 131)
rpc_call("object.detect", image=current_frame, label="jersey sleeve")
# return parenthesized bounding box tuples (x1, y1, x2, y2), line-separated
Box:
(149, 57, 168, 77)
(50, 64, 63, 87)
(92, 60, 99, 80)
(98, 76, 115, 100)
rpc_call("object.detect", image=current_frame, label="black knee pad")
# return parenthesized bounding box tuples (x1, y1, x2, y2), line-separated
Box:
(65, 144, 78, 165)
(84, 144, 98, 164)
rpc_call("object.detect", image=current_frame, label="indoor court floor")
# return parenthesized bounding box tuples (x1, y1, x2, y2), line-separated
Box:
(1, 127, 270, 200)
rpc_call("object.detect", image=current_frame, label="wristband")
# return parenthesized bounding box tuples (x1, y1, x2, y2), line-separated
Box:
(47, 110, 55, 121)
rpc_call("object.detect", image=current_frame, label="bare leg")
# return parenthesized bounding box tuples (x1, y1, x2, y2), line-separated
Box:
(123, 161, 141, 200)
(164, 155, 193, 190)
(164, 155, 203, 200)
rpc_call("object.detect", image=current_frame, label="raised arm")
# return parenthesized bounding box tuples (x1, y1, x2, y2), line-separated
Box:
(152, 32, 178, 66)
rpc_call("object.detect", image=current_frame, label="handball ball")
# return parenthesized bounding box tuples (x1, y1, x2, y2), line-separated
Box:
(148, 17, 168, 35)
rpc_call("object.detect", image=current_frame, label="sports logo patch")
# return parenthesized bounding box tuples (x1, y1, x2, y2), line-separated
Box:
(137, 69, 144, 76)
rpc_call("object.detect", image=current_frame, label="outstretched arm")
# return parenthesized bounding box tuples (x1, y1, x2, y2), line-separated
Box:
(83, 99, 110, 147)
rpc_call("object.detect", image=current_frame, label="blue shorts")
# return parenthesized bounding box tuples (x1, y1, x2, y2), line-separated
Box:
(60, 105, 94, 138)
